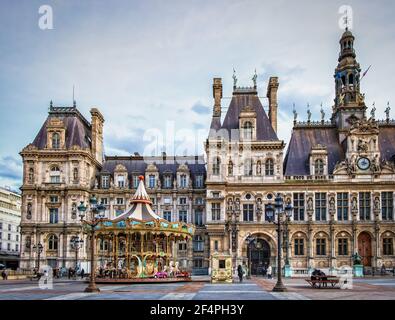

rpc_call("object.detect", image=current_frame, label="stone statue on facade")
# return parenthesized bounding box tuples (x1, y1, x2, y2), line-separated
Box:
(307, 197, 313, 211)
(352, 197, 358, 211)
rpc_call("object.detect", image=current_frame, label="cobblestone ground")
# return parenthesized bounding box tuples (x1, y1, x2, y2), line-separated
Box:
(0, 276, 394, 300)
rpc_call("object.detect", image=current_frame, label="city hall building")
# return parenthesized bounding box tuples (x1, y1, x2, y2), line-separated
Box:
(19, 29, 395, 275)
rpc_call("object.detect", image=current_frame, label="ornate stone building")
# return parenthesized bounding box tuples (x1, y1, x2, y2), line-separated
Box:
(206, 29, 395, 274)
(19, 105, 208, 274)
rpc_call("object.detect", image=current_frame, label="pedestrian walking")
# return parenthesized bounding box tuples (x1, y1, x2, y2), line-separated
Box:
(80, 268, 85, 279)
(68, 267, 72, 279)
(237, 264, 244, 282)
(267, 265, 272, 279)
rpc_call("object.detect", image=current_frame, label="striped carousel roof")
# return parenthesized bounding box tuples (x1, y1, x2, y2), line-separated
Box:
(112, 175, 163, 223)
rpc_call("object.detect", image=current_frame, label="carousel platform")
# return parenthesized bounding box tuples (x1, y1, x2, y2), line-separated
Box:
(92, 277, 192, 284)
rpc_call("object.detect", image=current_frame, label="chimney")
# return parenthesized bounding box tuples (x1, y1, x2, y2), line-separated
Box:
(267, 77, 279, 133)
(90, 108, 105, 164)
(212, 78, 222, 118)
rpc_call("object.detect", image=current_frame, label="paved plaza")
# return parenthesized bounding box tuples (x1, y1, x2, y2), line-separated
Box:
(0, 276, 394, 300)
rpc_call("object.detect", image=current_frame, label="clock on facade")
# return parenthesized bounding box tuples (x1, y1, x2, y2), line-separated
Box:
(357, 157, 370, 170)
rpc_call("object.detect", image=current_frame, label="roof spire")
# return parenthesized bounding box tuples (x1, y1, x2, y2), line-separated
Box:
(385, 102, 391, 122)
(252, 69, 257, 88)
(293, 103, 297, 125)
(232, 68, 237, 89)
(320, 103, 325, 123)
(307, 103, 311, 123)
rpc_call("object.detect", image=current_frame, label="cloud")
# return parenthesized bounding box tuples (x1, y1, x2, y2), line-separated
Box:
(0, 155, 23, 188)
(191, 102, 211, 115)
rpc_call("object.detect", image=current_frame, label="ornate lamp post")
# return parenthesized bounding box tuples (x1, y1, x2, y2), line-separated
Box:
(32, 242, 43, 272)
(265, 193, 293, 292)
(77, 195, 105, 293)
(245, 234, 255, 279)
(70, 235, 84, 279)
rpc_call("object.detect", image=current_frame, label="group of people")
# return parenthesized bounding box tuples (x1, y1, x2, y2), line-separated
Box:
(237, 264, 272, 282)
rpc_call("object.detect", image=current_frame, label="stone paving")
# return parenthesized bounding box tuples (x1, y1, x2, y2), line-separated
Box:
(0, 276, 394, 300)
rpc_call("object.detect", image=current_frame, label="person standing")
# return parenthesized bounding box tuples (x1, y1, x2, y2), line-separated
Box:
(267, 265, 272, 279)
(237, 265, 244, 282)
(80, 268, 85, 279)
(1, 270, 7, 280)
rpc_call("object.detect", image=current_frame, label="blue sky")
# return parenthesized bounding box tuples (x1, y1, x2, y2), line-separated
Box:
(1, 0, 395, 189)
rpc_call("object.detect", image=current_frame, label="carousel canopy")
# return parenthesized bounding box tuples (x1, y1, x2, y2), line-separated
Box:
(112, 175, 163, 223)
(97, 176, 195, 237)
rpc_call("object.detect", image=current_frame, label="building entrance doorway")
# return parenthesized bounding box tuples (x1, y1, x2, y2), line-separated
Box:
(358, 232, 372, 267)
(249, 238, 270, 275)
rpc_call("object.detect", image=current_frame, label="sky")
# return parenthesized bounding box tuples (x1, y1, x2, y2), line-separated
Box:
(0, 0, 395, 190)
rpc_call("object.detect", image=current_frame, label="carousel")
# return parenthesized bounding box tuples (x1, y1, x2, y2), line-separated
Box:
(93, 176, 195, 283)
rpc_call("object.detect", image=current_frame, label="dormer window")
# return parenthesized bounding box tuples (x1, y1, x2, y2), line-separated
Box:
(117, 175, 125, 188)
(314, 159, 324, 175)
(50, 166, 61, 183)
(265, 159, 274, 176)
(163, 175, 172, 188)
(132, 175, 139, 188)
(149, 175, 156, 188)
(243, 121, 253, 140)
(213, 157, 220, 175)
(180, 174, 187, 188)
(101, 175, 109, 189)
(52, 133, 60, 149)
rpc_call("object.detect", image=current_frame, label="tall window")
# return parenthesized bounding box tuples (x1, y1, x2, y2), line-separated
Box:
(132, 175, 139, 188)
(265, 159, 274, 176)
(163, 211, 171, 221)
(315, 193, 327, 221)
(294, 239, 304, 256)
(359, 192, 371, 220)
(49, 208, 58, 224)
(149, 175, 156, 188)
(48, 234, 58, 250)
(101, 175, 109, 189)
(73, 168, 79, 182)
(179, 197, 187, 205)
(180, 174, 187, 188)
(117, 175, 125, 188)
(52, 133, 60, 149)
(243, 121, 253, 140)
(28, 168, 34, 184)
(193, 235, 204, 252)
(179, 211, 188, 223)
(337, 193, 349, 221)
(163, 175, 172, 188)
(212, 157, 220, 175)
(243, 204, 254, 221)
(211, 203, 221, 221)
(314, 159, 324, 175)
(316, 238, 326, 256)
(382, 192, 393, 220)
(194, 210, 203, 226)
(194, 258, 204, 269)
(293, 193, 305, 221)
(195, 175, 203, 188)
(50, 166, 61, 183)
(244, 159, 252, 176)
(228, 161, 233, 176)
(338, 238, 348, 255)
(383, 238, 394, 255)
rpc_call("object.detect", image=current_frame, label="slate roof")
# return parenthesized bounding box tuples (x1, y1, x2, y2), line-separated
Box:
(284, 124, 395, 176)
(32, 107, 92, 149)
(210, 92, 279, 141)
(99, 156, 206, 179)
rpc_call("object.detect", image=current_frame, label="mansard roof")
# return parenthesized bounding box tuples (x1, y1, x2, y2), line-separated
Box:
(32, 106, 92, 149)
(284, 122, 395, 176)
(99, 155, 206, 177)
(210, 92, 279, 141)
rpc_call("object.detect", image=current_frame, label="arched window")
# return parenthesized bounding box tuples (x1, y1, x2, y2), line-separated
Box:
(28, 168, 34, 184)
(314, 159, 324, 175)
(212, 157, 220, 175)
(265, 159, 274, 176)
(243, 121, 253, 140)
(48, 234, 58, 250)
(228, 161, 233, 176)
(52, 133, 60, 149)
(244, 159, 252, 176)
(50, 166, 61, 183)
(73, 168, 79, 182)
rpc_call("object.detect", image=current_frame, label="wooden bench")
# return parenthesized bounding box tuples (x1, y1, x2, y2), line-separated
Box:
(305, 276, 340, 288)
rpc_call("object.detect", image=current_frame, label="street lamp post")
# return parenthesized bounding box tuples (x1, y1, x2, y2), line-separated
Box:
(32, 242, 43, 272)
(70, 236, 84, 280)
(265, 193, 293, 292)
(77, 195, 106, 293)
(245, 234, 255, 279)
